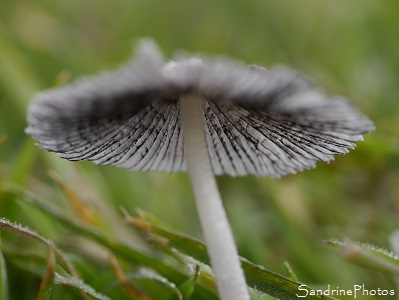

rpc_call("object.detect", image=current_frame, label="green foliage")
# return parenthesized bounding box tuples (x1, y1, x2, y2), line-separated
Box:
(129, 213, 336, 299)
(1, 0, 399, 299)
(0, 217, 109, 300)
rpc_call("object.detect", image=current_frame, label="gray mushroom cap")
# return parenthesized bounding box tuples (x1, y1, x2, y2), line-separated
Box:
(26, 39, 374, 177)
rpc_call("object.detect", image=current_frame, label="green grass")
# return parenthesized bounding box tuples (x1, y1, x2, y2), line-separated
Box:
(1, 0, 399, 299)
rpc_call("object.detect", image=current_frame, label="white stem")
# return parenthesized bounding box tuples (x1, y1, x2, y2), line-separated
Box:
(180, 94, 250, 300)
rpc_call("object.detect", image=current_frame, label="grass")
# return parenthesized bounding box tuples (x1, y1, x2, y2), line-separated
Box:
(1, 0, 399, 299)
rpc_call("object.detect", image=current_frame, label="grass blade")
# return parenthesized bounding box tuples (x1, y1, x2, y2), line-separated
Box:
(0, 216, 77, 278)
(110, 256, 150, 300)
(130, 268, 183, 300)
(0, 235, 9, 300)
(37, 247, 55, 300)
(284, 261, 299, 282)
(3, 250, 109, 300)
(178, 263, 200, 300)
(326, 239, 399, 274)
(55, 267, 110, 300)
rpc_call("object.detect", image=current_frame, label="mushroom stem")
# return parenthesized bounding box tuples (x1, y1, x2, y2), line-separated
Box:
(180, 94, 250, 300)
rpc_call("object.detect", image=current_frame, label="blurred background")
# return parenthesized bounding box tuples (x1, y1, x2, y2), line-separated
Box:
(1, 0, 398, 299)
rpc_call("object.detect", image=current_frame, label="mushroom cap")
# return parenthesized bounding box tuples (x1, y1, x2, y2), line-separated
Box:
(26, 39, 374, 177)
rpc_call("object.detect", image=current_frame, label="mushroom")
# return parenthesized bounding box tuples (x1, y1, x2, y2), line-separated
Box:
(26, 39, 374, 300)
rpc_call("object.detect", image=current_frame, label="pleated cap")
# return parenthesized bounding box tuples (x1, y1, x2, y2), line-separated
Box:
(26, 39, 374, 177)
